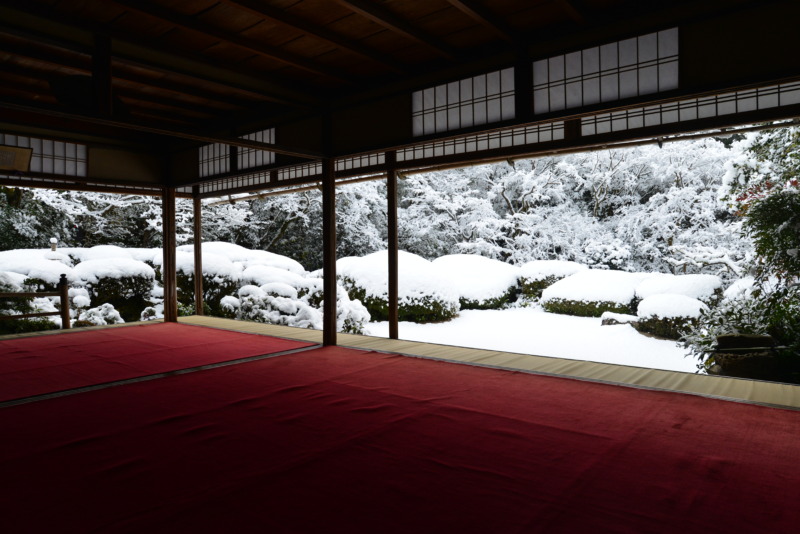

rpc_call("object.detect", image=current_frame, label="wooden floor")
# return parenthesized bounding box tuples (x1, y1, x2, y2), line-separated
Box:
(3, 316, 799, 410)
(177, 316, 800, 411)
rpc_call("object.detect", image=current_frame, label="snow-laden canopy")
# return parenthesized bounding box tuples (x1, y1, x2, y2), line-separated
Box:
(518, 260, 587, 281)
(164, 250, 244, 281)
(241, 265, 308, 288)
(635, 274, 722, 301)
(431, 254, 519, 302)
(64, 245, 132, 262)
(542, 270, 653, 305)
(0, 249, 76, 285)
(637, 294, 708, 319)
(338, 250, 459, 303)
(73, 258, 155, 284)
(178, 242, 305, 274)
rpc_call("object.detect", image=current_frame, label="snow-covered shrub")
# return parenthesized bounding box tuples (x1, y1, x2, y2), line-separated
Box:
(517, 260, 587, 299)
(169, 249, 241, 315)
(0, 271, 59, 335)
(73, 258, 155, 322)
(329, 289, 371, 335)
(76, 303, 124, 326)
(635, 294, 708, 340)
(235, 284, 322, 329)
(635, 274, 722, 306)
(431, 254, 519, 310)
(139, 306, 160, 321)
(541, 270, 651, 317)
(338, 251, 459, 323)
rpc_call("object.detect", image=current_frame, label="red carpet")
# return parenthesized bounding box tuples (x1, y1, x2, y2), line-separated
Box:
(1, 345, 799, 533)
(0, 323, 313, 401)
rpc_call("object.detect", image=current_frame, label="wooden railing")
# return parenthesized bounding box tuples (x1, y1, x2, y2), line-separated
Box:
(0, 273, 71, 329)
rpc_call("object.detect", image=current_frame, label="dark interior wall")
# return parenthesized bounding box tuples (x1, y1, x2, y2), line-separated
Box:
(330, 93, 412, 156)
(681, 1, 800, 91)
(88, 146, 164, 184)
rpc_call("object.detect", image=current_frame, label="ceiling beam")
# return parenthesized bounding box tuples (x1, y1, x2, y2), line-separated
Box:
(557, 0, 588, 25)
(0, 35, 252, 112)
(0, 99, 324, 160)
(444, 0, 520, 43)
(218, 0, 408, 74)
(109, 0, 354, 85)
(333, 0, 459, 60)
(0, 2, 319, 109)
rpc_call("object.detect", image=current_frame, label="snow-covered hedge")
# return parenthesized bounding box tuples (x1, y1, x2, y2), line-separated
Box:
(541, 270, 651, 317)
(338, 251, 460, 323)
(518, 260, 587, 299)
(634, 274, 723, 305)
(72, 257, 155, 322)
(635, 294, 708, 340)
(431, 254, 519, 310)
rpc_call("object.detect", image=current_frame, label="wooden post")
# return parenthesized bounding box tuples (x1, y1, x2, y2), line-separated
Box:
(58, 273, 71, 329)
(192, 187, 204, 315)
(387, 152, 399, 339)
(162, 186, 178, 322)
(322, 157, 337, 346)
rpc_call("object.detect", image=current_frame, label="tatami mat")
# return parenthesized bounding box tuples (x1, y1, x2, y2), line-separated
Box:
(178, 315, 800, 410)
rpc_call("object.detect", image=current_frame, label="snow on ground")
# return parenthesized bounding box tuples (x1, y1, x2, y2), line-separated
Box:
(365, 307, 697, 373)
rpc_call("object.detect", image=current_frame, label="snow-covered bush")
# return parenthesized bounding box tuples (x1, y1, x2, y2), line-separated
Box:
(235, 284, 322, 329)
(169, 249, 241, 315)
(635, 294, 707, 340)
(329, 288, 371, 335)
(635, 274, 722, 306)
(431, 254, 519, 310)
(517, 260, 587, 299)
(76, 303, 124, 326)
(541, 270, 651, 317)
(338, 251, 459, 323)
(73, 258, 155, 322)
(0, 271, 59, 335)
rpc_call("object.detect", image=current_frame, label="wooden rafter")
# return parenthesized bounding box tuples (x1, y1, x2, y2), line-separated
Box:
(0, 2, 318, 109)
(558, 0, 588, 25)
(334, 0, 458, 60)
(109, 0, 354, 85)
(218, 0, 408, 74)
(444, 0, 520, 43)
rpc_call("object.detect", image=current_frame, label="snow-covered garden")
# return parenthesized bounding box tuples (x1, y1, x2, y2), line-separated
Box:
(2, 126, 799, 380)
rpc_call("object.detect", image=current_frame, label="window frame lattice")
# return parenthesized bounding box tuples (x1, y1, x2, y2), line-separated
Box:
(534, 27, 679, 115)
(412, 68, 516, 137)
(0, 133, 87, 177)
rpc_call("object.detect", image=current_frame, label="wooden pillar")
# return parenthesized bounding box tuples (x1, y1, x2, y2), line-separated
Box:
(192, 186, 204, 316)
(387, 152, 399, 339)
(322, 157, 337, 345)
(162, 186, 178, 322)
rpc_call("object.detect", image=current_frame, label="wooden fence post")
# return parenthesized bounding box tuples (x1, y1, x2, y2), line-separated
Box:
(59, 273, 71, 329)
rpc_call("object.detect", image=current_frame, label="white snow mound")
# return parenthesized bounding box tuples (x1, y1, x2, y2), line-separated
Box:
(431, 254, 518, 302)
(542, 270, 652, 305)
(338, 250, 459, 302)
(637, 294, 708, 319)
(518, 260, 587, 281)
(73, 258, 155, 283)
(635, 274, 721, 301)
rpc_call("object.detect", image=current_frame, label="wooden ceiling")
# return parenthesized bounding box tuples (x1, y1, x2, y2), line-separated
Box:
(1, 0, 725, 139)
